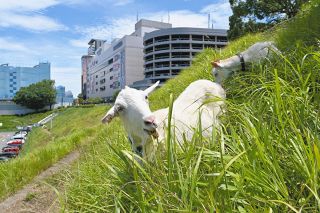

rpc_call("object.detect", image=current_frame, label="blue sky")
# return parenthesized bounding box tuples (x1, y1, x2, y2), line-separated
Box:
(0, 0, 232, 95)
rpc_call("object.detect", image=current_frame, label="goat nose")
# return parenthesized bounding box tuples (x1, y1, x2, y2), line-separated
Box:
(143, 115, 156, 125)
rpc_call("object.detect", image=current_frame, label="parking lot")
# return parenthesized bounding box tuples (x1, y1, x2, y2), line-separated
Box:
(0, 132, 14, 150)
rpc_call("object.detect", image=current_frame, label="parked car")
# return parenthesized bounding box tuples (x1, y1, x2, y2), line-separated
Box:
(17, 125, 32, 132)
(6, 143, 23, 149)
(10, 134, 26, 141)
(0, 152, 17, 158)
(2, 146, 20, 154)
(7, 139, 24, 145)
(14, 131, 28, 136)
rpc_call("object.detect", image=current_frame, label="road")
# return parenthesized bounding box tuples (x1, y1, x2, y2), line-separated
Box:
(0, 132, 14, 150)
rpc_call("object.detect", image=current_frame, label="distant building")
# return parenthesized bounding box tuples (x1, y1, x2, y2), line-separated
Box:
(0, 62, 50, 100)
(82, 19, 171, 100)
(55, 85, 74, 107)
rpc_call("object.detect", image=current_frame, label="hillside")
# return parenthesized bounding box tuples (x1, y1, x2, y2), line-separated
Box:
(0, 106, 107, 200)
(0, 111, 52, 132)
(60, 2, 320, 212)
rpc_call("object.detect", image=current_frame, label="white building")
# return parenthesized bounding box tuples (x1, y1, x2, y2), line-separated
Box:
(84, 19, 171, 100)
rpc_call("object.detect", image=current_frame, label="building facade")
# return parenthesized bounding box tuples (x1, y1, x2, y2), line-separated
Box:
(0, 62, 50, 100)
(142, 28, 227, 85)
(83, 19, 171, 100)
(55, 85, 74, 107)
(81, 55, 93, 99)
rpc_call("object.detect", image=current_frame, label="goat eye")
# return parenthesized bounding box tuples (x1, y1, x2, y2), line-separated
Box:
(145, 96, 148, 100)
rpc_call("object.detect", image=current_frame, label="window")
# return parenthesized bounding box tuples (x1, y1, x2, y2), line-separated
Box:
(110, 76, 113, 80)
(96, 82, 98, 85)
(109, 68, 113, 72)
(108, 58, 113, 65)
(96, 75, 98, 78)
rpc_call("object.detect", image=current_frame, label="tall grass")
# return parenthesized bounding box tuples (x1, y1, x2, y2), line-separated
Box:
(60, 1, 320, 211)
(62, 48, 319, 212)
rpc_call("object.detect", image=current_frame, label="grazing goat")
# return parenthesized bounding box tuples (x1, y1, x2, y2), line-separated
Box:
(211, 41, 280, 83)
(101, 80, 225, 161)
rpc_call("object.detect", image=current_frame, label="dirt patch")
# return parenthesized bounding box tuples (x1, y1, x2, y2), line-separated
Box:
(0, 151, 79, 213)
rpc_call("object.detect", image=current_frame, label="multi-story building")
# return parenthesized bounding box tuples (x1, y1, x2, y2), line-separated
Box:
(0, 62, 50, 100)
(142, 28, 227, 85)
(84, 19, 171, 100)
(81, 55, 93, 99)
(55, 85, 74, 107)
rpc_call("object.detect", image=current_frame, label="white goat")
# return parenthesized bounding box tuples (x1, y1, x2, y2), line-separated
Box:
(101, 80, 225, 161)
(211, 41, 280, 83)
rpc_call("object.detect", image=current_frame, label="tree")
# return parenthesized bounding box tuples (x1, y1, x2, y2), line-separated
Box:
(13, 80, 56, 110)
(228, 0, 308, 40)
(77, 93, 84, 105)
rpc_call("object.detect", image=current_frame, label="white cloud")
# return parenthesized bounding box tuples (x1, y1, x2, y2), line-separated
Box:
(74, 1, 231, 45)
(113, 0, 134, 6)
(0, 12, 67, 31)
(200, 1, 232, 29)
(0, 0, 59, 11)
(70, 39, 90, 48)
(0, 0, 66, 31)
(0, 37, 29, 52)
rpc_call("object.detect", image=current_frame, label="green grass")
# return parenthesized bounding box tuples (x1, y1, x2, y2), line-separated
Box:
(0, 110, 52, 132)
(58, 1, 320, 212)
(0, 106, 108, 199)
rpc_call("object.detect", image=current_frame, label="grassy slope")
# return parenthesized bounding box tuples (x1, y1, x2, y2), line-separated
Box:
(59, 2, 320, 212)
(0, 106, 107, 199)
(0, 111, 52, 132)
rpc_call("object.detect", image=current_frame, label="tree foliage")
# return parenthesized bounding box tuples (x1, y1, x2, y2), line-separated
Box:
(13, 80, 56, 110)
(228, 0, 308, 40)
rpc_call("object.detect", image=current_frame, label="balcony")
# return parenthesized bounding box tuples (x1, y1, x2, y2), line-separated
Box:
(154, 44, 170, 51)
(145, 56, 153, 62)
(171, 35, 190, 41)
(171, 44, 190, 50)
(171, 53, 190, 59)
(217, 36, 228, 42)
(144, 39, 153, 46)
(145, 47, 153, 54)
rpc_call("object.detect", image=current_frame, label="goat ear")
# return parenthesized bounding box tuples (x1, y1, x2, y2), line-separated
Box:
(101, 106, 118, 124)
(211, 60, 221, 68)
(144, 81, 159, 95)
